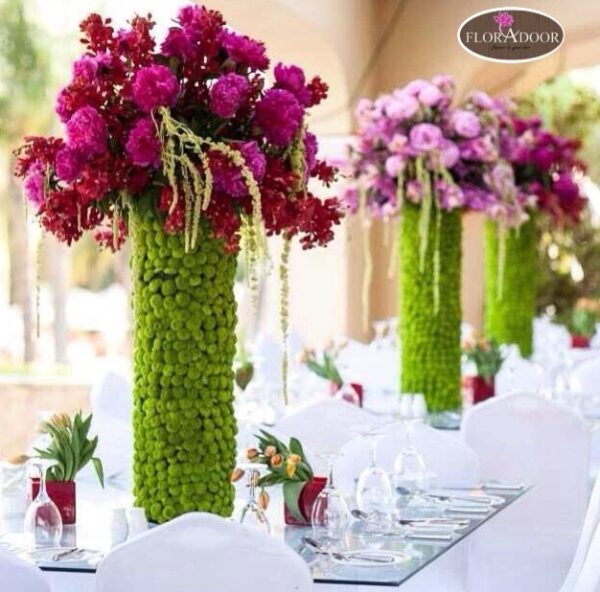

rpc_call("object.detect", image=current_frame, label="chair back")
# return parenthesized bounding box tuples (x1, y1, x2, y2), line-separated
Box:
(96, 513, 312, 592)
(495, 357, 544, 396)
(0, 549, 50, 592)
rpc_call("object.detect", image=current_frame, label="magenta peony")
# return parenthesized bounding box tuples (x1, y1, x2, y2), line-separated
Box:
(219, 30, 269, 70)
(209, 73, 249, 118)
(66, 106, 107, 157)
(55, 146, 86, 182)
(274, 63, 311, 106)
(132, 65, 179, 113)
(255, 89, 303, 146)
(212, 141, 266, 196)
(126, 118, 161, 167)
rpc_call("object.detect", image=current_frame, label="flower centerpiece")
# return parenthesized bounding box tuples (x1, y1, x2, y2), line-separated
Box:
(462, 337, 504, 404)
(241, 431, 323, 525)
(299, 341, 363, 406)
(568, 298, 600, 348)
(485, 113, 586, 357)
(340, 76, 523, 412)
(27, 411, 104, 524)
(14, 5, 342, 523)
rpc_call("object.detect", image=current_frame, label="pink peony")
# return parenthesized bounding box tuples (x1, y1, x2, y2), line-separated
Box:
(212, 141, 266, 196)
(72, 56, 98, 82)
(440, 139, 460, 168)
(24, 164, 45, 207)
(55, 146, 86, 182)
(209, 73, 249, 118)
(255, 89, 303, 146)
(274, 63, 311, 106)
(451, 110, 481, 138)
(55, 87, 71, 123)
(126, 118, 161, 167)
(161, 27, 196, 59)
(132, 65, 179, 113)
(66, 106, 107, 157)
(385, 155, 405, 177)
(409, 123, 443, 152)
(219, 30, 269, 70)
(417, 82, 443, 107)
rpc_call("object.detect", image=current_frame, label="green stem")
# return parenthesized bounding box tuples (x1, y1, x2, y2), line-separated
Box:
(484, 218, 538, 358)
(130, 210, 237, 523)
(399, 202, 462, 412)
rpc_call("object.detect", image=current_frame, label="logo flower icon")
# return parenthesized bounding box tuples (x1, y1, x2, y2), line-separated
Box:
(494, 11, 514, 32)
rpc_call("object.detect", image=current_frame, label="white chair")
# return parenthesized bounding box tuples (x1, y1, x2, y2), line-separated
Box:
(332, 422, 478, 592)
(463, 393, 590, 592)
(96, 512, 312, 592)
(87, 371, 133, 485)
(0, 548, 50, 592)
(495, 355, 544, 396)
(569, 520, 600, 591)
(272, 399, 385, 461)
(560, 472, 600, 592)
(570, 357, 600, 396)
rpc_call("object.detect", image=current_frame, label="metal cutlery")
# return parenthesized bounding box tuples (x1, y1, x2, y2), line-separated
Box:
(301, 536, 396, 564)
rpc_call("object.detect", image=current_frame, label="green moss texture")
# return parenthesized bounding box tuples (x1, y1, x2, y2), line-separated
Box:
(399, 202, 462, 412)
(130, 210, 237, 523)
(485, 218, 537, 358)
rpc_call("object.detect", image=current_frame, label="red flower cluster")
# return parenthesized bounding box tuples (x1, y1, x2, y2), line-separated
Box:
(14, 5, 342, 252)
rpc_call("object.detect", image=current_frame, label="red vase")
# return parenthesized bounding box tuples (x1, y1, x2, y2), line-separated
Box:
(571, 335, 591, 349)
(465, 375, 495, 405)
(29, 479, 76, 525)
(329, 381, 364, 407)
(284, 476, 327, 526)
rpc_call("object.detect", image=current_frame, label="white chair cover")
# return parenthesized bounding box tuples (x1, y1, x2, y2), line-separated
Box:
(271, 399, 385, 461)
(495, 356, 544, 396)
(560, 472, 600, 592)
(334, 422, 480, 496)
(87, 371, 133, 484)
(0, 548, 50, 592)
(463, 393, 590, 592)
(96, 512, 312, 592)
(570, 357, 600, 396)
(569, 519, 600, 592)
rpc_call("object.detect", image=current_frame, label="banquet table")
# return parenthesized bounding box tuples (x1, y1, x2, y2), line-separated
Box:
(0, 485, 528, 591)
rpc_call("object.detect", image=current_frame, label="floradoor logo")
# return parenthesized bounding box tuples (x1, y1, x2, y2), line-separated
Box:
(458, 7, 564, 63)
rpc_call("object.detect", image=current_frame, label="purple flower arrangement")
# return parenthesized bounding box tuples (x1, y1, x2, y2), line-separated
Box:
(340, 76, 525, 226)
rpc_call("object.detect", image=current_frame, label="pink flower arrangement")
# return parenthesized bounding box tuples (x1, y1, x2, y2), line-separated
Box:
(14, 5, 341, 252)
(494, 11, 514, 30)
(339, 76, 524, 224)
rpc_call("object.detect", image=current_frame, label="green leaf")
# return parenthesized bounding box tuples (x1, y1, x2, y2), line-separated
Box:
(91, 457, 104, 488)
(283, 480, 307, 523)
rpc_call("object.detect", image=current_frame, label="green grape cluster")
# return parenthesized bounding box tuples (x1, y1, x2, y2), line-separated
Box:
(485, 218, 538, 358)
(130, 211, 237, 523)
(399, 202, 462, 412)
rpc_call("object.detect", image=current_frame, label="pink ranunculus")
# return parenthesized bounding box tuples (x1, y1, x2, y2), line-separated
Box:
(409, 123, 443, 152)
(385, 155, 405, 177)
(132, 65, 179, 113)
(209, 73, 249, 118)
(66, 106, 107, 157)
(417, 82, 443, 107)
(440, 139, 460, 168)
(451, 110, 481, 138)
(386, 92, 419, 121)
(55, 146, 86, 182)
(126, 118, 161, 167)
(254, 88, 303, 147)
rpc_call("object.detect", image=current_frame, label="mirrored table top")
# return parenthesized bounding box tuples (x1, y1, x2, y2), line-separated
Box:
(0, 483, 529, 587)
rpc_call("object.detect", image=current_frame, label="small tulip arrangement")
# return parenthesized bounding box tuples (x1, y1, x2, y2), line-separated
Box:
(462, 337, 504, 383)
(234, 430, 314, 523)
(569, 299, 600, 345)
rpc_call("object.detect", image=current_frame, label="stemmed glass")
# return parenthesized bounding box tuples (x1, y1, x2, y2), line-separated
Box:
(356, 431, 393, 530)
(372, 320, 388, 350)
(23, 461, 63, 550)
(311, 453, 350, 551)
(238, 463, 270, 533)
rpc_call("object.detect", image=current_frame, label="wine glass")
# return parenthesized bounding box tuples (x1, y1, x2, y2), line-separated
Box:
(372, 320, 388, 350)
(311, 453, 350, 551)
(356, 431, 393, 529)
(238, 464, 270, 533)
(392, 420, 428, 512)
(23, 461, 63, 550)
